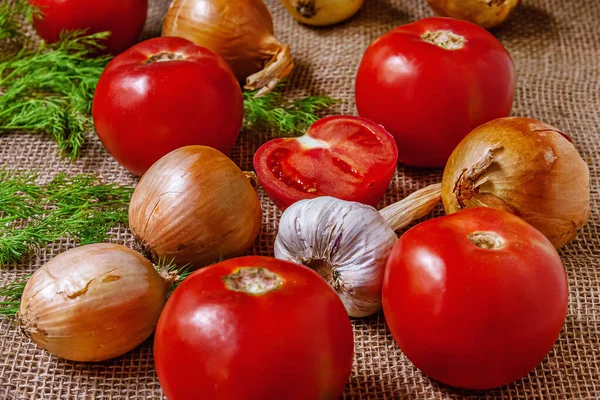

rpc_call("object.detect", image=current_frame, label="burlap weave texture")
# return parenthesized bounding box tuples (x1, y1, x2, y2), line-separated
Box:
(0, 0, 598, 398)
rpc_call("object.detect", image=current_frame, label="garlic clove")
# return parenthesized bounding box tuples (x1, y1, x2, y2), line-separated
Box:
(274, 196, 397, 317)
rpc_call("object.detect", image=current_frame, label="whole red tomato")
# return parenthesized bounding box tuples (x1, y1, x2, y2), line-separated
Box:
(254, 116, 398, 210)
(29, 0, 148, 55)
(382, 207, 568, 389)
(92, 37, 243, 176)
(355, 17, 515, 167)
(154, 256, 354, 400)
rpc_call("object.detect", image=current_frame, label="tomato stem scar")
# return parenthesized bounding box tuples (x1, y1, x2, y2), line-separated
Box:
(222, 267, 283, 295)
(468, 231, 505, 250)
(144, 52, 186, 64)
(421, 30, 466, 50)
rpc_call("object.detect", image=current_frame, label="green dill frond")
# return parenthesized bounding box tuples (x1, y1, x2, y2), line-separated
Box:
(0, 29, 111, 158)
(0, 168, 133, 266)
(0, 0, 35, 41)
(243, 83, 337, 135)
(0, 276, 29, 317)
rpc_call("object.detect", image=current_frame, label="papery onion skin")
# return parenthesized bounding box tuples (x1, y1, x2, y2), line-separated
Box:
(280, 0, 364, 26)
(162, 0, 293, 93)
(427, 0, 520, 29)
(442, 117, 590, 249)
(17, 243, 167, 362)
(129, 145, 262, 268)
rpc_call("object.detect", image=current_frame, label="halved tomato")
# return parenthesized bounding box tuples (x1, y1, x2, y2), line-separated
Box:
(253, 116, 398, 210)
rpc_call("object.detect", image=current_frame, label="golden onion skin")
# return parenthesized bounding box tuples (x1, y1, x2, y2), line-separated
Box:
(280, 0, 364, 26)
(129, 145, 262, 267)
(442, 117, 590, 249)
(427, 0, 520, 29)
(163, 0, 289, 85)
(18, 244, 167, 362)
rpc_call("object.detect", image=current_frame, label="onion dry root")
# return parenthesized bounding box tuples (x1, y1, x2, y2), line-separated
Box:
(163, 0, 294, 97)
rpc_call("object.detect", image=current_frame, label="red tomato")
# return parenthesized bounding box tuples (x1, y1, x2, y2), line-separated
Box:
(253, 116, 398, 210)
(154, 256, 354, 400)
(92, 37, 243, 176)
(382, 208, 568, 389)
(355, 17, 515, 167)
(29, 0, 148, 55)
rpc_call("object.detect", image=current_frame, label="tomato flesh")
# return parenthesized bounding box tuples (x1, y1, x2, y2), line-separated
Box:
(254, 116, 398, 210)
(355, 17, 515, 167)
(154, 256, 354, 400)
(382, 208, 568, 389)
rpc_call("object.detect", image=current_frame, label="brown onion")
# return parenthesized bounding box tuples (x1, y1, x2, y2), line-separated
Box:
(441, 117, 589, 248)
(129, 145, 262, 267)
(280, 0, 364, 26)
(18, 243, 169, 362)
(163, 0, 294, 96)
(427, 0, 520, 29)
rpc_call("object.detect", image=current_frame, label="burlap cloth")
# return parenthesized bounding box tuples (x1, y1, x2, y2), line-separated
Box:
(1, 0, 598, 398)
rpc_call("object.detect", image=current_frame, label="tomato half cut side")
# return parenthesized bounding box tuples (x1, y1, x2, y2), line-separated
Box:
(253, 116, 398, 210)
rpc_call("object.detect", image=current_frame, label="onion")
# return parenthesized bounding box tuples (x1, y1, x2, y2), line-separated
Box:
(440, 117, 590, 248)
(129, 145, 262, 267)
(427, 0, 520, 29)
(280, 0, 364, 26)
(18, 243, 170, 362)
(163, 0, 294, 96)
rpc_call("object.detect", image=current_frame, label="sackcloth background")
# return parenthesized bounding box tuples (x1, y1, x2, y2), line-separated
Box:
(0, 0, 599, 398)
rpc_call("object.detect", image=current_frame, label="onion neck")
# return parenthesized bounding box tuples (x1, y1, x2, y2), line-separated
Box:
(245, 42, 294, 97)
(379, 183, 442, 231)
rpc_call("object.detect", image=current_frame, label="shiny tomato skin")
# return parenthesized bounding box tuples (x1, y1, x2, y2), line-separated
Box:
(382, 208, 568, 389)
(92, 37, 243, 176)
(254, 116, 398, 210)
(355, 17, 515, 167)
(29, 0, 148, 55)
(154, 256, 354, 400)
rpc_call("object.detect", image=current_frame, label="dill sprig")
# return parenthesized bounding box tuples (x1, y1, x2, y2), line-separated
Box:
(0, 0, 35, 41)
(0, 1, 336, 155)
(0, 30, 111, 159)
(0, 276, 28, 317)
(243, 84, 337, 135)
(0, 168, 133, 266)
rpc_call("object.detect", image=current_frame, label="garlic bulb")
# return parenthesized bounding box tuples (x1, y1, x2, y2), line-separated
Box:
(274, 186, 441, 317)
(280, 0, 364, 26)
(427, 0, 520, 29)
(18, 243, 169, 362)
